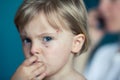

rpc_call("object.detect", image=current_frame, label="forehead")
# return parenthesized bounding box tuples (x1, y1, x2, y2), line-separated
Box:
(21, 12, 71, 36)
(23, 13, 57, 33)
(21, 12, 72, 34)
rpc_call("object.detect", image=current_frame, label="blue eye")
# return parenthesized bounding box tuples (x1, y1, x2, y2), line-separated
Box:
(43, 36, 53, 42)
(23, 38, 31, 44)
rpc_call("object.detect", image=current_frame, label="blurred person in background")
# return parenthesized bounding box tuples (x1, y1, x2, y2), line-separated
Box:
(84, 0, 120, 80)
(74, 8, 105, 73)
(87, 8, 105, 46)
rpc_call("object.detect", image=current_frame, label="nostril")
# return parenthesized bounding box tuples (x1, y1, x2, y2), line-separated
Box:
(30, 47, 38, 55)
(30, 51, 39, 56)
(36, 52, 39, 54)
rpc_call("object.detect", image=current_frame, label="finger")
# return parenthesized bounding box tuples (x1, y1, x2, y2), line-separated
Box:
(35, 72, 47, 80)
(22, 56, 38, 66)
(32, 65, 46, 79)
(30, 62, 44, 72)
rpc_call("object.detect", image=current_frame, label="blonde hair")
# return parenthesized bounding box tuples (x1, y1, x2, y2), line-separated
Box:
(15, 0, 89, 53)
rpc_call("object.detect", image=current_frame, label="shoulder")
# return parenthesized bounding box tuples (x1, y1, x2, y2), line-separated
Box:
(95, 43, 119, 57)
(91, 43, 119, 64)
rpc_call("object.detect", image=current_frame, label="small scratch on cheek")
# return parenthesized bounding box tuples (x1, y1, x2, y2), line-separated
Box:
(56, 29, 61, 34)
(56, 29, 59, 33)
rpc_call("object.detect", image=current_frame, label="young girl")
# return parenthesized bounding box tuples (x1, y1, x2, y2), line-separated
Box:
(11, 0, 89, 80)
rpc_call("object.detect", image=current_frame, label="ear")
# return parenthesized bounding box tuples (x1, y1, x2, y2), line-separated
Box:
(71, 34, 85, 54)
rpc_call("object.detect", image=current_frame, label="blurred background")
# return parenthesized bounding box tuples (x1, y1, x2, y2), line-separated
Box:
(0, 0, 24, 80)
(0, 0, 120, 80)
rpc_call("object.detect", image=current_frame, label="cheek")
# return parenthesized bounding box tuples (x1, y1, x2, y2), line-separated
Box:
(44, 41, 71, 67)
(44, 46, 70, 75)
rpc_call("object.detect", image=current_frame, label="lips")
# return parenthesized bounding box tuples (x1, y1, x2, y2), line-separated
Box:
(32, 60, 42, 65)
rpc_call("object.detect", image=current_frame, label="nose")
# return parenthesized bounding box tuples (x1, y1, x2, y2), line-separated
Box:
(30, 43, 43, 55)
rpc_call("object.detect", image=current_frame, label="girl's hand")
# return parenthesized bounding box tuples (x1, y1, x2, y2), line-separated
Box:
(11, 56, 46, 80)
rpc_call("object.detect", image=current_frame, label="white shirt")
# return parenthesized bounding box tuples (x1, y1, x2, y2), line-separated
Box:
(85, 43, 120, 80)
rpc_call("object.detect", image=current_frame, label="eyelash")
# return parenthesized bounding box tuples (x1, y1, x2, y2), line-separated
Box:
(22, 36, 53, 45)
(22, 38, 31, 45)
(42, 36, 53, 42)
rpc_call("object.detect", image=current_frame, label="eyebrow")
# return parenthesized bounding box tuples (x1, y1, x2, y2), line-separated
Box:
(20, 32, 27, 38)
(20, 32, 58, 38)
(37, 32, 58, 38)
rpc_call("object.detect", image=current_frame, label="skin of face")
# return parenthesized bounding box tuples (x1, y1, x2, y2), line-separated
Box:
(20, 12, 84, 79)
(99, 0, 120, 33)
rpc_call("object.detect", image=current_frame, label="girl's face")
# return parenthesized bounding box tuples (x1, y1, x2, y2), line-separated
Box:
(20, 13, 75, 76)
(99, 0, 120, 33)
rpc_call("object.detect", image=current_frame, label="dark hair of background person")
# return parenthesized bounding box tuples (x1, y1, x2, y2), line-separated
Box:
(84, 0, 120, 68)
